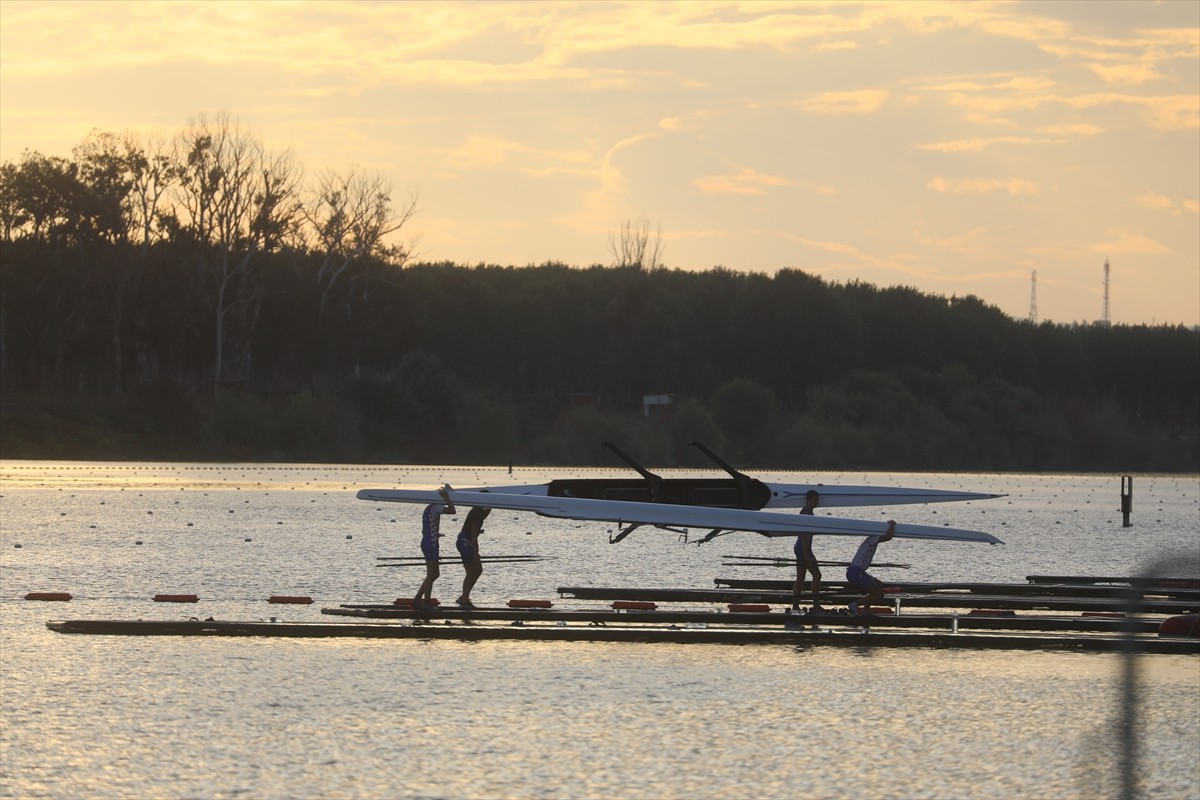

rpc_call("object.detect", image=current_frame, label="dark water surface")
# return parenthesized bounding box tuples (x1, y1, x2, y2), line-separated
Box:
(2, 463, 1197, 799)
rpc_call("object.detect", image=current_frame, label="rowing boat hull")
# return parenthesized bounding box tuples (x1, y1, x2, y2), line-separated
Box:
(356, 487, 1003, 544)
(466, 479, 1003, 509)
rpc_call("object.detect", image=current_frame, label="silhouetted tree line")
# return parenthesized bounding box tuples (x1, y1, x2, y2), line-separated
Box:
(1, 120, 1197, 471)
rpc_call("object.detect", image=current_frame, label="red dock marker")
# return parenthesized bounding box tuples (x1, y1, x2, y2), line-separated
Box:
(153, 594, 199, 603)
(508, 599, 553, 609)
(25, 592, 72, 601)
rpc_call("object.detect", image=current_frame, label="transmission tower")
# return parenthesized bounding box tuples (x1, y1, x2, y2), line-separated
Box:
(1028, 270, 1038, 324)
(1102, 259, 1111, 326)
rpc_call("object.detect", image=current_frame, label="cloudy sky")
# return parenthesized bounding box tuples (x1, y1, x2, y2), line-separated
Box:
(2, 0, 1197, 325)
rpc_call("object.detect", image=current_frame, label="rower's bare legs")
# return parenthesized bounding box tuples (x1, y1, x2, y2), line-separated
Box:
(457, 558, 482, 606)
(793, 535, 821, 612)
(415, 561, 439, 607)
(851, 578, 884, 614)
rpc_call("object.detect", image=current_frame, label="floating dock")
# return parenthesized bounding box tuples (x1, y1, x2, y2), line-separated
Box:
(45, 575, 1199, 654)
(42, 616, 1197, 653)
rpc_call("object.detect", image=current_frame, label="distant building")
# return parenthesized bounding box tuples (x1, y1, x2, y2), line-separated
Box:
(642, 393, 675, 417)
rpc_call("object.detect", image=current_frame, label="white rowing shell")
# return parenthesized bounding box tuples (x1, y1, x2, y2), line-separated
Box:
(356, 487, 1003, 544)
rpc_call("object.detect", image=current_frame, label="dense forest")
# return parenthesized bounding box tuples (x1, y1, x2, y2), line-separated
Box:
(1, 119, 1197, 471)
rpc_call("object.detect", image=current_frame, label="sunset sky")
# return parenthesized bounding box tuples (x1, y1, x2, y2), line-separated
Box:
(1, 0, 1197, 326)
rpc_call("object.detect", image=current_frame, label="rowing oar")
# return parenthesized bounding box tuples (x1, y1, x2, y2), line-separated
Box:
(376, 554, 544, 562)
(723, 558, 910, 569)
(376, 557, 548, 568)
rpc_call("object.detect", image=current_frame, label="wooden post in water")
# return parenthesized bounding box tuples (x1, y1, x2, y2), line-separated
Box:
(1120, 475, 1133, 528)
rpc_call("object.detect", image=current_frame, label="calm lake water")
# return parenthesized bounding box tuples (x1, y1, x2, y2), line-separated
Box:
(1, 462, 1197, 800)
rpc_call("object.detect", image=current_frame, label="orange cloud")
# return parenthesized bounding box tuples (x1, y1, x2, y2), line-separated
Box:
(1089, 61, 1164, 85)
(694, 168, 794, 195)
(801, 89, 889, 115)
(920, 136, 1034, 153)
(1134, 190, 1174, 210)
(927, 177, 1040, 195)
(1093, 231, 1171, 255)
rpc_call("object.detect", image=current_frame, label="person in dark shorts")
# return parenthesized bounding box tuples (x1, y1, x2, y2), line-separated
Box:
(846, 520, 896, 615)
(413, 487, 455, 610)
(455, 504, 491, 608)
(792, 490, 822, 613)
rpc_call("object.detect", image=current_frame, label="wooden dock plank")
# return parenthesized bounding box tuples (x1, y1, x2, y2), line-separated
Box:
(712, 578, 1200, 601)
(44, 618, 1199, 654)
(322, 605, 1164, 634)
(556, 586, 1199, 614)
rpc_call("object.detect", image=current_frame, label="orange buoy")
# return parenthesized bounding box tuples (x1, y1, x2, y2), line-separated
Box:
(968, 609, 1015, 617)
(394, 597, 439, 607)
(1158, 614, 1200, 637)
(508, 599, 553, 609)
(153, 594, 199, 603)
(727, 603, 771, 613)
(268, 596, 313, 605)
(25, 592, 72, 601)
(612, 600, 657, 611)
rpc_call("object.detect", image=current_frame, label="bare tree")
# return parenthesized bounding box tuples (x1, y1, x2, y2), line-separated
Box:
(174, 113, 303, 385)
(303, 168, 417, 324)
(609, 215, 665, 271)
(125, 131, 179, 255)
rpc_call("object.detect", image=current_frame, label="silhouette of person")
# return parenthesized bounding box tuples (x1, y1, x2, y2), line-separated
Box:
(792, 490, 822, 613)
(413, 486, 455, 610)
(847, 520, 896, 615)
(455, 504, 491, 608)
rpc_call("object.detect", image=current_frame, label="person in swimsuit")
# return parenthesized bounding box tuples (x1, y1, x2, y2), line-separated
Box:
(792, 490, 822, 613)
(846, 520, 896, 615)
(413, 487, 455, 610)
(455, 504, 491, 608)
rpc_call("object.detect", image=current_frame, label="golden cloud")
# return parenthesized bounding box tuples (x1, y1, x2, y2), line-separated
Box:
(801, 89, 889, 115)
(694, 168, 794, 195)
(812, 40, 859, 53)
(927, 177, 1040, 195)
(1093, 231, 1171, 255)
(1134, 191, 1174, 210)
(1040, 123, 1102, 137)
(1089, 62, 1164, 85)
(920, 136, 1034, 153)
(440, 136, 592, 170)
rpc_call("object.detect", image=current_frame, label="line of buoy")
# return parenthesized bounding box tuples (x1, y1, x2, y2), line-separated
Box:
(24, 592, 321, 604)
(25, 592, 72, 601)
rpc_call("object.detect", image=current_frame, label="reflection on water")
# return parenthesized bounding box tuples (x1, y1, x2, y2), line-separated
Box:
(2, 462, 1198, 799)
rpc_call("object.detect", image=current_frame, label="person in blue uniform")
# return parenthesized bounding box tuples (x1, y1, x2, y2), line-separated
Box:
(792, 490, 822, 613)
(413, 487, 455, 610)
(846, 520, 896, 615)
(455, 504, 491, 608)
